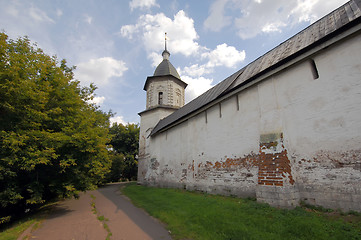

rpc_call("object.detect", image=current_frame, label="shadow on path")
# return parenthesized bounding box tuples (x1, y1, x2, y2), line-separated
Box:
(43, 204, 74, 220)
(24, 192, 107, 240)
(24, 183, 172, 240)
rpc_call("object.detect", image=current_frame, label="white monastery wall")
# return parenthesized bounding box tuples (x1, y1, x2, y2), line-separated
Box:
(139, 108, 176, 158)
(139, 32, 361, 211)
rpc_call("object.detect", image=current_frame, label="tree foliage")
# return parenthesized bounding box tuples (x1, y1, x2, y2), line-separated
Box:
(107, 123, 139, 182)
(0, 33, 111, 222)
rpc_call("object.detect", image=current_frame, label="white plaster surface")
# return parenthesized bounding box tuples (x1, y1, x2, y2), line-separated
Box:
(139, 31, 361, 211)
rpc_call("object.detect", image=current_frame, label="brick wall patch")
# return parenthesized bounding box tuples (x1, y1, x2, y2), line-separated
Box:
(258, 133, 295, 186)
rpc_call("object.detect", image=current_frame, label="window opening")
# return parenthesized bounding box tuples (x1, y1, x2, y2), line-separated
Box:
(310, 59, 319, 79)
(236, 94, 240, 111)
(158, 92, 163, 105)
(219, 103, 222, 118)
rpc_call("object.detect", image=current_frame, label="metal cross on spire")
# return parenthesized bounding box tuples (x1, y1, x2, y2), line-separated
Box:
(162, 32, 170, 60)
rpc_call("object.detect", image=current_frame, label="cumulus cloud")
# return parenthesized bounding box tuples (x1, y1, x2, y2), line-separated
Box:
(148, 51, 163, 67)
(129, 0, 159, 11)
(178, 43, 245, 80)
(182, 76, 214, 102)
(202, 43, 246, 68)
(88, 96, 105, 106)
(120, 10, 199, 56)
(121, 9, 246, 101)
(110, 115, 127, 126)
(204, 0, 349, 39)
(179, 64, 211, 78)
(262, 21, 287, 33)
(121, 11, 245, 73)
(290, 0, 348, 22)
(75, 57, 128, 87)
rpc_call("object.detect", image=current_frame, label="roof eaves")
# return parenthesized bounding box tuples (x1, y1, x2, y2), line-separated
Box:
(138, 105, 180, 116)
(143, 74, 187, 91)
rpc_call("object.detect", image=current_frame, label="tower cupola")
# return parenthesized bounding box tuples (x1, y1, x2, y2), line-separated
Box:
(142, 33, 187, 110)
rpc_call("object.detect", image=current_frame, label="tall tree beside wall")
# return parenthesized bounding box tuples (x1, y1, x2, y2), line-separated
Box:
(0, 33, 111, 223)
(108, 123, 139, 182)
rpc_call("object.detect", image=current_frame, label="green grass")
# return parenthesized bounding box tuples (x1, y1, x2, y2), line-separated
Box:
(0, 218, 37, 240)
(90, 194, 112, 240)
(122, 184, 361, 240)
(0, 202, 55, 240)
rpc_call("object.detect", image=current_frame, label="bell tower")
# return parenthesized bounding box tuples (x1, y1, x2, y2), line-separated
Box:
(138, 33, 187, 160)
(144, 33, 186, 110)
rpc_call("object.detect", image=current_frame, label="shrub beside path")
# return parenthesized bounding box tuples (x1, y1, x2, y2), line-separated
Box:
(19, 183, 171, 240)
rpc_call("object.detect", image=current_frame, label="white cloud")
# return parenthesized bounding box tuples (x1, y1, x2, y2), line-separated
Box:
(110, 115, 127, 126)
(202, 43, 246, 68)
(84, 14, 92, 24)
(183, 76, 214, 102)
(120, 10, 199, 57)
(261, 21, 287, 33)
(148, 51, 163, 67)
(177, 44, 245, 102)
(89, 96, 105, 106)
(291, 0, 348, 23)
(204, 0, 232, 32)
(75, 57, 128, 87)
(179, 64, 211, 78)
(121, 10, 245, 75)
(29, 6, 55, 23)
(56, 9, 63, 17)
(205, 0, 349, 39)
(129, 0, 159, 11)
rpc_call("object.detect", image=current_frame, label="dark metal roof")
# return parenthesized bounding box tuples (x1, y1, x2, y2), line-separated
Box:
(228, 0, 361, 90)
(154, 59, 181, 79)
(150, 68, 245, 135)
(150, 0, 361, 136)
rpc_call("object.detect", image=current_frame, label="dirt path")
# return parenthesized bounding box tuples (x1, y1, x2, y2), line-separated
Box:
(21, 183, 171, 240)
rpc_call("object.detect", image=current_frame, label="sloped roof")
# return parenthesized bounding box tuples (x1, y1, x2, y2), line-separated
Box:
(150, 0, 361, 136)
(150, 68, 244, 135)
(154, 59, 181, 79)
(143, 49, 186, 91)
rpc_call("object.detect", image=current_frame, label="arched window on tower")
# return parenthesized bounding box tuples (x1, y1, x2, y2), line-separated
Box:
(158, 92, 163, 105)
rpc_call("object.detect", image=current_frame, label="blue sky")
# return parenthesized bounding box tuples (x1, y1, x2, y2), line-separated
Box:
(0, 0, 349, 124)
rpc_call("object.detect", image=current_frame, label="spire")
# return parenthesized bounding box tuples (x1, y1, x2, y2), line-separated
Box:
(162, 32, 170, 60)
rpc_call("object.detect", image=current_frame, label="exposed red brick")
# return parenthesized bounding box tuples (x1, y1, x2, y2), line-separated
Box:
(258, 134, 294, 186)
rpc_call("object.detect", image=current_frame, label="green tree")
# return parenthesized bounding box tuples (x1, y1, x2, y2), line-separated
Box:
(0, 33, 111, 223)
(107, 123, 139, 182)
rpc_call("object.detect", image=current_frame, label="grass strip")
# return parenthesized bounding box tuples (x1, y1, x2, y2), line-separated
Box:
(90, 194, 112, 240)
(122, 184, 361, 240)
(0, 202, 56, 240)
(0, 218, 38, 240)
